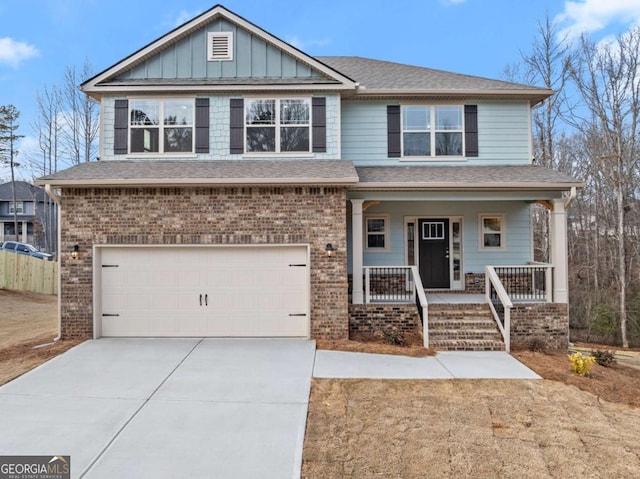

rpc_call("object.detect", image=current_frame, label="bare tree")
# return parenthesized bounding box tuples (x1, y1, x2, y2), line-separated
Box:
(61, 60, 99, 164)
(0, 105, 24, 241)
(569, 27, 640, 348)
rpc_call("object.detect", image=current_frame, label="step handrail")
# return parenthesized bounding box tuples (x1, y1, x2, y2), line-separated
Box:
(410, 266, 429, 348)
(485, 265, 513, 352)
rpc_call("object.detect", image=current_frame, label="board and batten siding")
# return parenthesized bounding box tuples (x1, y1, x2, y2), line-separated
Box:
(341, 100, 532, 166)
(99, 95, 341, 161)
(119, 18, 324, 81)
(347, 200, 532, 275)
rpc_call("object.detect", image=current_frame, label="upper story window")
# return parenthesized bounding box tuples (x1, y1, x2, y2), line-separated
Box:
(245, 98, 310, 153)
(9, 201, 24, 215)
(402, 105, 463, 157)
(129, 99, 194, 154)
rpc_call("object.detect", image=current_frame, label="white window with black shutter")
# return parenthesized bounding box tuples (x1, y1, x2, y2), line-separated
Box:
(387, 104, 478, 159)
(229, 97, 326, 155)
(113, 97, 209, 155)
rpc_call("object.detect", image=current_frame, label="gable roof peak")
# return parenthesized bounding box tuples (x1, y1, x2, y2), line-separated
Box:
(81, 4, 356, 98)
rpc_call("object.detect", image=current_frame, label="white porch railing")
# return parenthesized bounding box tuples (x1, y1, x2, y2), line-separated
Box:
(363, 266, 429, 348)
(485, 265, 513, 352)
(492, 263, 553, 302)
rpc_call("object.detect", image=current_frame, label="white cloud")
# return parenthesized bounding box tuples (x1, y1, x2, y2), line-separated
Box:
(174, 9, 201, 27)
(0, 38, 39, 68)
(556, 0, 640, 39)
(285, 35, 331, 51)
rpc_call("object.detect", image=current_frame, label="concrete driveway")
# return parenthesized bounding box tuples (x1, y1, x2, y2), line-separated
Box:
(0, 338, 316, 479)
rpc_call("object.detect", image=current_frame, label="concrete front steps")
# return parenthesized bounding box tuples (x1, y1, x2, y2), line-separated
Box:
(428, 303, 505, 351)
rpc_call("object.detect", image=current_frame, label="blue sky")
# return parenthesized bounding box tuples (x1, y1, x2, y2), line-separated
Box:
(1, 0, 640, 180)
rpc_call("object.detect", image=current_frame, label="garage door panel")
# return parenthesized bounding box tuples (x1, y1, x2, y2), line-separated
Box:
(100, 246, 309, 337)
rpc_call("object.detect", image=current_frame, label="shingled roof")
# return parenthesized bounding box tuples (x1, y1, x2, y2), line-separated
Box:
(0, 181, 47, 201)
(36, 160, 359, 187)
(354, 165, 582, 190)
(317, 56, 553, 103)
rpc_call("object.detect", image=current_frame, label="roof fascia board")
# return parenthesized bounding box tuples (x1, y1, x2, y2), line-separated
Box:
(351, 181, 583, 190)
(82, 5, 357, 92)
(352, 88, 554, 102)
(83, 83, 354, 95)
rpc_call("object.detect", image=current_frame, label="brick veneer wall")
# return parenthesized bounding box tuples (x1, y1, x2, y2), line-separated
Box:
(59, 185, 348, 340)
(510, 303, 569, 350)
(348, 303, 422, 336)
(465, 273, 485, 293)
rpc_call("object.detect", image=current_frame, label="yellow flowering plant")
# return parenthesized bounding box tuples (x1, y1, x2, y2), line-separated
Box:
(568, 351, 596, 376)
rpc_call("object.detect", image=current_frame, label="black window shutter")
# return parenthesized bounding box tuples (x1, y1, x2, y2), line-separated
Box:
(387, 105, 401, 157)
(229, 98, 244, 154)
(312, 97, 326, 152)
(464, 105, 479, 157)
(195, 98, 210, 154)
(114, 99, 129, 155)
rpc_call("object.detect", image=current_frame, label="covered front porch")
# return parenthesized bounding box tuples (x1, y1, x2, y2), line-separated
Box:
(346, 165, 581, 351)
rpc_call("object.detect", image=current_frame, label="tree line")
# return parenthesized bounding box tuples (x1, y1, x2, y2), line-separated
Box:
(510, 18, 640, 347)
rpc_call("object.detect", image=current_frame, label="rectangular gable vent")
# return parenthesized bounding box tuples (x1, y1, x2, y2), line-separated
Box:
(208, 32, 233, 61)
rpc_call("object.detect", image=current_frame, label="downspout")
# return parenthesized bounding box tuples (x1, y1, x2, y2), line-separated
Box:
(44, 184, 62, 342)
(564, 186, 577, 209)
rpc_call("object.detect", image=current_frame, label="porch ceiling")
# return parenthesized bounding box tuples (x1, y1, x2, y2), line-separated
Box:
(353, 165, 583, 191)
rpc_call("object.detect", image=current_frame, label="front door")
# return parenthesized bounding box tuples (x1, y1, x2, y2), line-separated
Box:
(418, 219, 450, 289)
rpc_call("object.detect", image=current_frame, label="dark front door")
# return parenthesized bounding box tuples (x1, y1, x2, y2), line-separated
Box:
(418, 219, 450, 289)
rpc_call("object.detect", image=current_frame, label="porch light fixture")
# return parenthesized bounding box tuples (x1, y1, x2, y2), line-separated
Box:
(325, 243, 334, 257)
(70, 244, 79, 260)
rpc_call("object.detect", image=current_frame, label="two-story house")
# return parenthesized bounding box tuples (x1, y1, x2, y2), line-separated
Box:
(0, 180, 57, 252)
(37, 5, 581, 350)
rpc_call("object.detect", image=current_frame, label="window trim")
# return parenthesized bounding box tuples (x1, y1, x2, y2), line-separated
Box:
(400, 104, 465, 160)
(364, 214, 390, 252)
(478, 213, 505, 250)
(9, 201, 24, 215)
(244, 97, 312, 154)
(128, 98, 195, 155)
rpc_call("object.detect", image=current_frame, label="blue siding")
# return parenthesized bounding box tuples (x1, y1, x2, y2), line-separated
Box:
(341, 100, 532, 166)
(347, 200, 532, 276)
(122, 19, 325, 81)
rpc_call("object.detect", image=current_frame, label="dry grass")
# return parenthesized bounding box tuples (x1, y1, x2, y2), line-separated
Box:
(0, 289, 81, 386)
(317, 330, 434, 358)
(303, 348, 640, 478)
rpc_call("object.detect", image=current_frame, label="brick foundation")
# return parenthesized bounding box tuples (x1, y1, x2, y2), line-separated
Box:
(348, 303, 422, 337)
(464, 273, 485, 293)
(59, 185, 348, 340)
(510, 303, 569, 350)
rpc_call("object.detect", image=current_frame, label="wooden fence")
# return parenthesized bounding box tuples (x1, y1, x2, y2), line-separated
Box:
(0, 251, 58, 295)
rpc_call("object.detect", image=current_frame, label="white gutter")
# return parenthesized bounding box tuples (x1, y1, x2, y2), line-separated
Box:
(564, 186, 577, 208)
(44, 185, 62, 343)
(351, 182, 583, 191)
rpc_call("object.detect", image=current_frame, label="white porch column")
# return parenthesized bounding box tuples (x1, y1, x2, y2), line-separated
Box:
(351, 199, 364, 304)
(550, 199, 568, 303)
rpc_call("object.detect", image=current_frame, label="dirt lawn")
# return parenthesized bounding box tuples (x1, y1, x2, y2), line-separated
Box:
(303, 342, 640, 478)
(0, 289, 81, 386)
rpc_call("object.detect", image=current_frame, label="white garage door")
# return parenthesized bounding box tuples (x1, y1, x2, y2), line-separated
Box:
(98, 246, 309, 337)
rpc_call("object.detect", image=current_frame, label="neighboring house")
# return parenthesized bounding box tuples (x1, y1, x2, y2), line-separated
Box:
(37, 5, 582, 349)
(0, 181, 57, 253)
